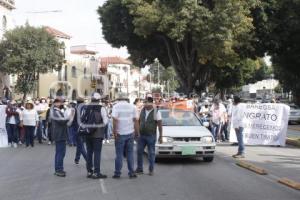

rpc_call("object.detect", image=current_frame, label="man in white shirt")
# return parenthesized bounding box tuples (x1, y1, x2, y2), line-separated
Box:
(112, 93, 139, 179)
(232, 96, 245, 158)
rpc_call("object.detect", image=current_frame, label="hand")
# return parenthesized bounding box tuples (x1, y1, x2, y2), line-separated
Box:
(134, 133, 139, 140)
(114, 133, 119, 140)
(159, 136, 163, 144)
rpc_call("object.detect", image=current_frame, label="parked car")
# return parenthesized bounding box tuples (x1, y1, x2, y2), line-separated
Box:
(155, 109, 215, 162)
(289, 105, 300, 124)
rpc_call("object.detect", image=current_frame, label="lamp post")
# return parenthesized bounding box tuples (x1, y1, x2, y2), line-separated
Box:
(154, 58, 160, 85)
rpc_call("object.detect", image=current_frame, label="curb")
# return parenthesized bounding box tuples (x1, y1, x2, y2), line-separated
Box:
(286, 138, 300, 147)
(288, 127, 300, 131)
(278, 178, 300, 190)
(236, 161, 268, 175)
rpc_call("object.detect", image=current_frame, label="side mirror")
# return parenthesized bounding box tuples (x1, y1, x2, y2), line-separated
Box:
(203, 122, 209, 128)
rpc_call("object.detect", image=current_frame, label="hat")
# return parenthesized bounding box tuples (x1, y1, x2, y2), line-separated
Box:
(25, 100, 34, 106)
(91, 92, 101, 100)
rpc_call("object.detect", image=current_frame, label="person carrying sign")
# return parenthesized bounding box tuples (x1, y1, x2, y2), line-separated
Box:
(232, 96, 245, 159)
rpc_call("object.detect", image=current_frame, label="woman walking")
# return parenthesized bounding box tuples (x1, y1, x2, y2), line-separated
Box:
(20, 100, 39, 147)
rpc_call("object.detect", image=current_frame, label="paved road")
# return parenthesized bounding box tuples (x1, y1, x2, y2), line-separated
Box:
(0, 143, 299, 200)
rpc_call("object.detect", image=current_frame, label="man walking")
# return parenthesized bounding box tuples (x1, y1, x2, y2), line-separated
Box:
(74, 98, 87, 165)
(232, 96, 245, 158)
(112, 93, 139, 179)
(135, 96, 163, 176)
(51, 98, 74, 177)
(82, 93, 108, 179)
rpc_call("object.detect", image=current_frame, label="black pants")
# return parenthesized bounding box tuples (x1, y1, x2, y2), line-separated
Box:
(86, 137, 103, 175)
(25, 126, 35, 147)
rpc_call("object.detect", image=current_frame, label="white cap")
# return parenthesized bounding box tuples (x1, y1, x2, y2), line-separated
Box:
(91, 92, 101, 100)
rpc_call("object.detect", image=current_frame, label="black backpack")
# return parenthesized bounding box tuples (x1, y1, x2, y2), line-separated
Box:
(78, 105, 103, 136)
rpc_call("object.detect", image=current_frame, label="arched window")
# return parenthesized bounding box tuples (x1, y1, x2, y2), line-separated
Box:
(2, 16, 7, 32)
(71, 66, 77, 78)
(64, 65, 68, 81)
(72, 89, 77, 100)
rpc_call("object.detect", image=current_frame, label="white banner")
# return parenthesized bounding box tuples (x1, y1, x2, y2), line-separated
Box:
(230, 103, 290, 146)
(0, 105, 8, 148)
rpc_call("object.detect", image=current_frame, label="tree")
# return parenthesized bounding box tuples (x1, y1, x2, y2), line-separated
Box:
(98, 0, 259, 93)
(251, 0, 300, 103)
(0, 24, 64, 99)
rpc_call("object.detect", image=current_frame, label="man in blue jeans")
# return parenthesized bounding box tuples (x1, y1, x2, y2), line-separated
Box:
(112, 93, 139, 179)
(231, 96, 245, 158)
(135, 96, 163, 176)
(51, 97, 74, 177)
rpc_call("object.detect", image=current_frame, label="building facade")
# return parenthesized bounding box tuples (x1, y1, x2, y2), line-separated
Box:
(0, 0, 15, 99)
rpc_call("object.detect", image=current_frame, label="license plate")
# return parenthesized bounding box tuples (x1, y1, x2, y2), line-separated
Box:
(181, 146, 196, 155)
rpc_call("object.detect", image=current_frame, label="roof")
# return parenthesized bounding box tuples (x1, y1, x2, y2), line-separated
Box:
(70, 45, 97, 55)
(44, 26, 71, 39)
(99, 57, 132, 72)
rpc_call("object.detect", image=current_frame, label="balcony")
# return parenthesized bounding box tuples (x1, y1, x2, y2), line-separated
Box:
(0, 0, 16, 9)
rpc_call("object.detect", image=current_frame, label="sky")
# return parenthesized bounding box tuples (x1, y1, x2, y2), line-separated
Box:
(12, 0, 129, 57)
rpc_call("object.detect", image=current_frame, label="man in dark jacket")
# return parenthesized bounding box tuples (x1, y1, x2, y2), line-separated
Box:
(51, 98, 73, 177)
(135, 96, 163, 176)
(82, 93, 108, 179)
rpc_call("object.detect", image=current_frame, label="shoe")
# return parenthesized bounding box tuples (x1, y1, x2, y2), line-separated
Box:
(74, 160, 79, 165)
(231, 143, 238, 146)
(135, 169, 144, 175)
(149, 171, 154, 176)
(87, 172, 93, 178)
(48, 141, 51, 145)
(112, 175, 121, 179)
(129, 174, 137, 179)
(232, 154, 245, 159)
(18, 141, 22, 145)
(13, 143, 18, 148)
(106, 140, 110, 144)
(54, 171, 66, 177)
(92, 173, 107, 179)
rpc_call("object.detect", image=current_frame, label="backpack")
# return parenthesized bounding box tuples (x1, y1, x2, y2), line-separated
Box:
(78, 105, 103, 136)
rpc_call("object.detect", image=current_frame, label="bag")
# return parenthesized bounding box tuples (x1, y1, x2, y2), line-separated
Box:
(78, 105, 103, 136)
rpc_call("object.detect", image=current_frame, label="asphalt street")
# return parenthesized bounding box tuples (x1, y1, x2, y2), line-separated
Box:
(0, 143, 299, 200)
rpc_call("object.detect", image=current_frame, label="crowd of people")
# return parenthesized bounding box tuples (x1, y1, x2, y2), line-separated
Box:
(3, 93, 163, 179)
(3, 93, 245, 178)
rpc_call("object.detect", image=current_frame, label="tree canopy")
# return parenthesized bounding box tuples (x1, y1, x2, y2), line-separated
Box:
(0, 24, 64, 99)
(98, 0, 259, 93)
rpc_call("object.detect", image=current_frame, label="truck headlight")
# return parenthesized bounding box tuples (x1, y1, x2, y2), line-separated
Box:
(201, 136, 213, 143)
(162, 137, 174, 143)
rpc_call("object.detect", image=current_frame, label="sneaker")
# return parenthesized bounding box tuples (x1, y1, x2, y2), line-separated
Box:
(74, 160, 79, 165)
(129, 174, 137, 179)
(87, 172, 93, 178)
(106, 140, 110, 144)
(18, 141, 22, 145)
(48, 141, 52, 145)
(135, 169, 144, 175)
(54, 171, 66, 177)
(232, 154, 245, 159)
(13, 143, 18, 148)
(112, 175, 121, 179)
(92, 173, 107, 179)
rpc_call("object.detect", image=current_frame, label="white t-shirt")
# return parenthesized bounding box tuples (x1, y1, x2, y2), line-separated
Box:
(210, 103, 226, 124)
(145, 109, 162, 121)
(20, 109, 39, 126)
(112, 101, 138, 135)
(231, 104, 243, 128)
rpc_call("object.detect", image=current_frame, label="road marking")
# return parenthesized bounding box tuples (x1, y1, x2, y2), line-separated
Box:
(236, 160, 268, 175)
(99, 179, 107, 194)
(278, 178, 300, 190)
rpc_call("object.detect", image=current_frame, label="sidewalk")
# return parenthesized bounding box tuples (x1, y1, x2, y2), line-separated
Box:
(288, 125, 300, 132)
(217, 144, 300, 184)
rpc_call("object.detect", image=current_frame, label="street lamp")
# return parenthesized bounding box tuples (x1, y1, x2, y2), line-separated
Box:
(154, 58, 160, 84)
